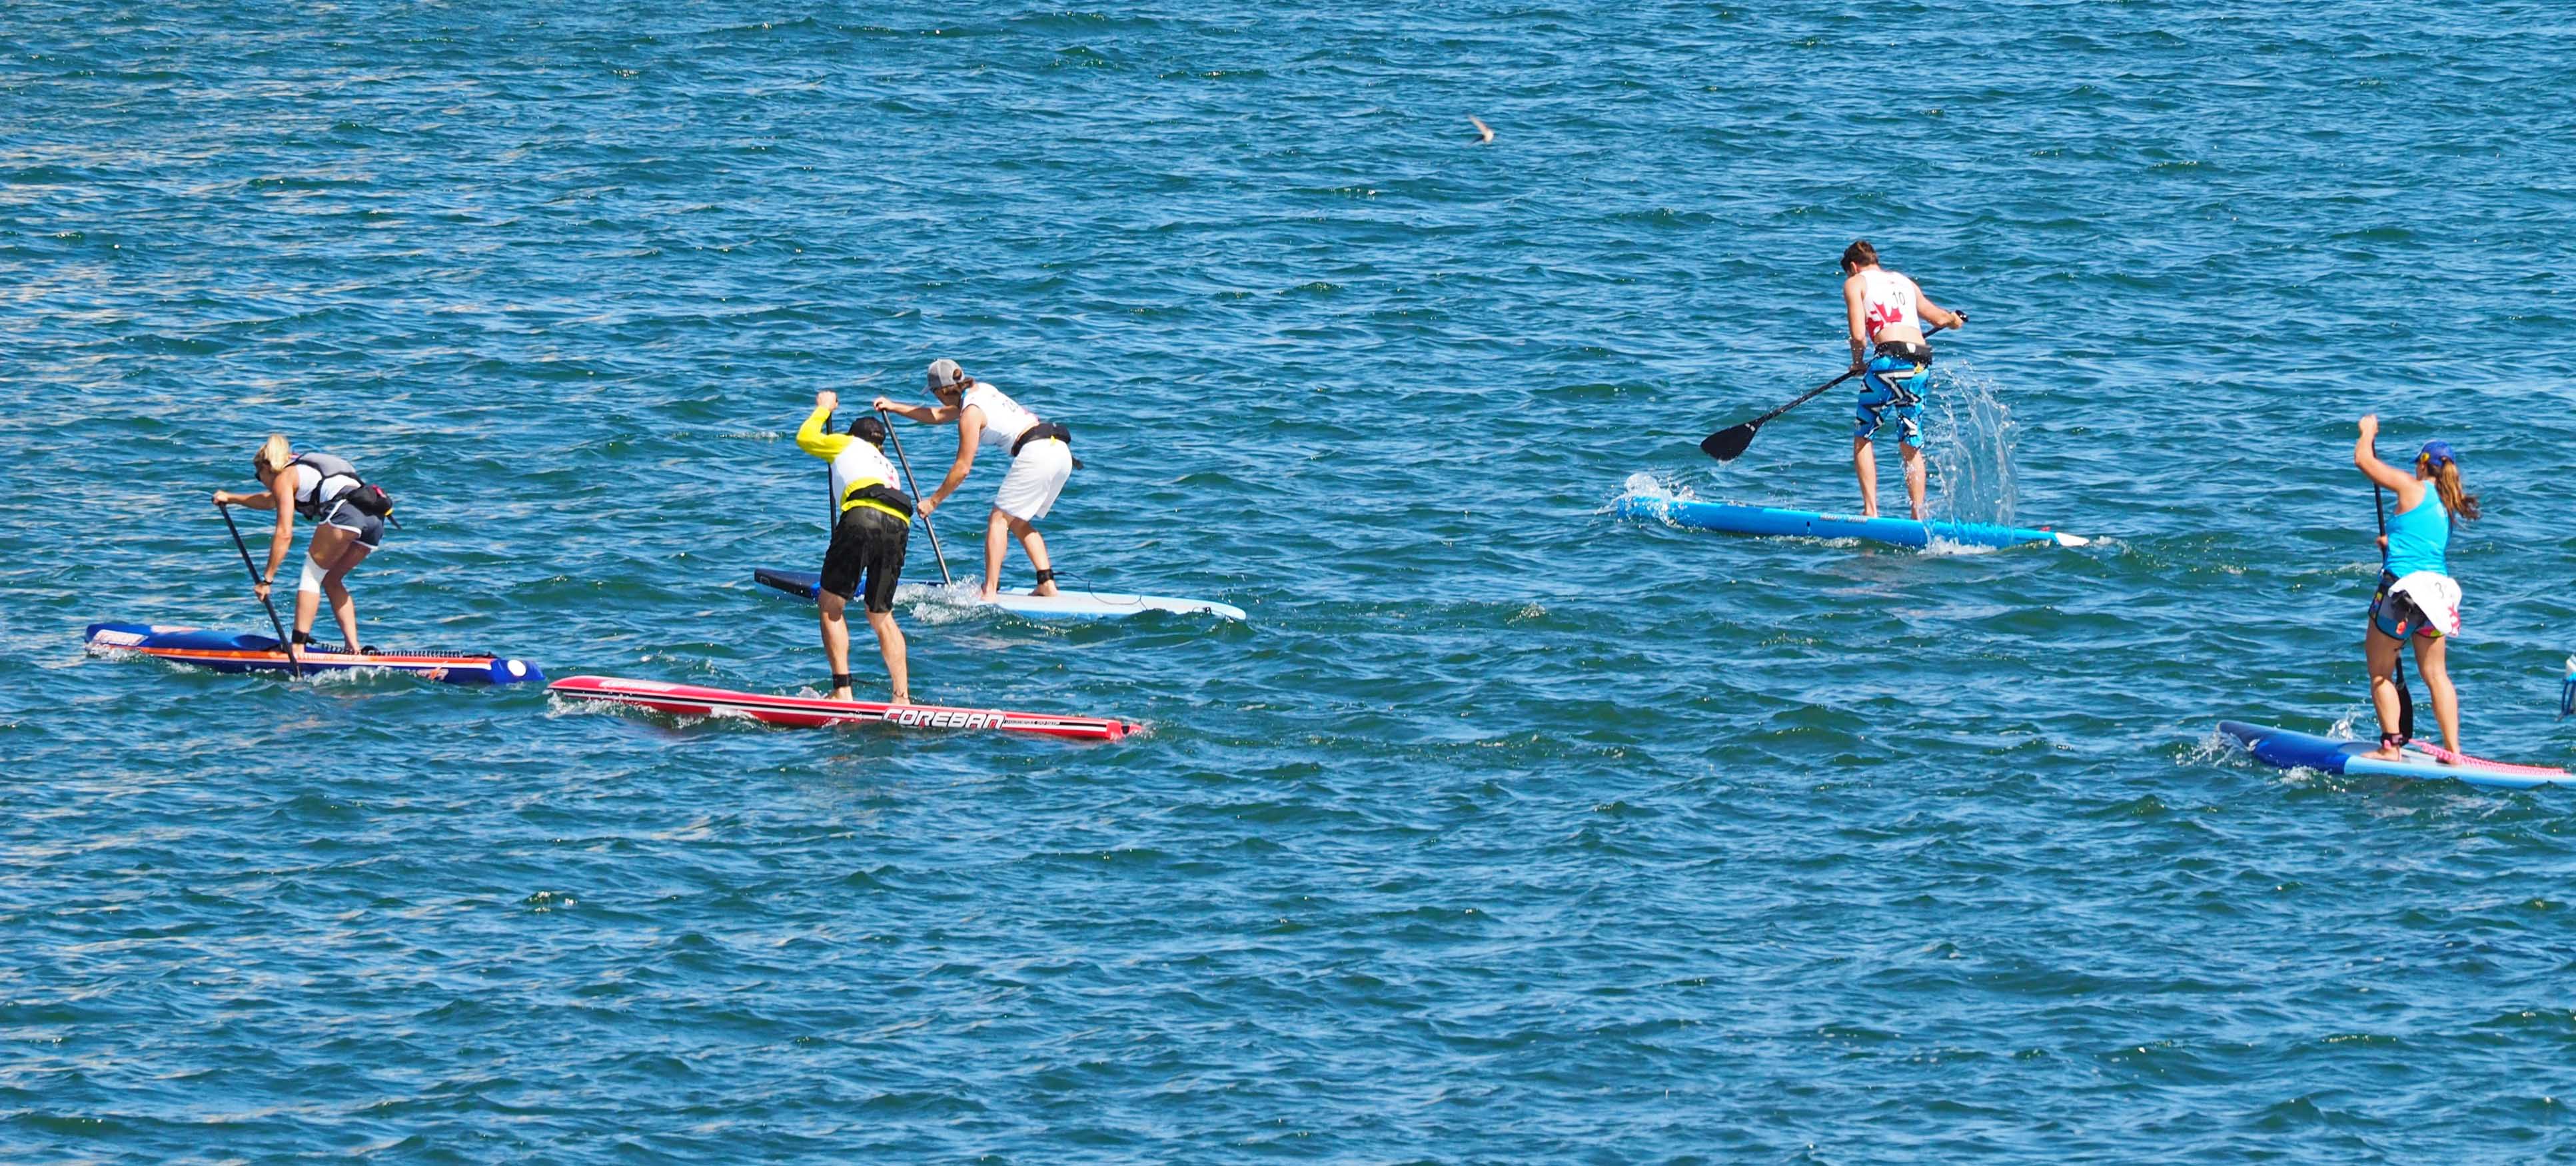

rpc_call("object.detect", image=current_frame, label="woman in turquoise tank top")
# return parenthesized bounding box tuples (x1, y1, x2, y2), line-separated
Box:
(2354, 415, 2481, 760)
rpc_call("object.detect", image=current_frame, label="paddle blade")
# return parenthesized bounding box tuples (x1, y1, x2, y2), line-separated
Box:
(1700, 422, 1758, 462)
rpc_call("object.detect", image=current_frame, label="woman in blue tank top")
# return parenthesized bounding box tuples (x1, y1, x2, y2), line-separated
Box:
(2354, 414, 2481, 760)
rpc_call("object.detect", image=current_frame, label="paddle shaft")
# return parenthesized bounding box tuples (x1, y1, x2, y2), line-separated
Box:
(878, 407, 955, 586)
(1745, 367, 1862, 431)
(1702, 322, 1946, 462)
(2373, 470, 2415, 740)
(216, 502, 301, 679)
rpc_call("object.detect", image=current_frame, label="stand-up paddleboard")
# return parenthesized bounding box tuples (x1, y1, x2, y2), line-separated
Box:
(85, 622, 543, 686)
(550, 674, 1138, 742)
(750, 568, 1246, 622)
(1616, 494, 2088, 550)
(2220, 720, 2574, 790)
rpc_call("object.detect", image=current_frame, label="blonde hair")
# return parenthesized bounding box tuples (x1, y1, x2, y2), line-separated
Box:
(253, 434, 292, 479)
(2428, 460, 2480, 522)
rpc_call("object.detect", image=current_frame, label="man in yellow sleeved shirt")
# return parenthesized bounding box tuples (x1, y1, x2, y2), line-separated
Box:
(798, 390, 913, 704)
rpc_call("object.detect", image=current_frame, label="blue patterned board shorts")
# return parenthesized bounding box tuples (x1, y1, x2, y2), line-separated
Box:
(1854, 340, 1933, 446)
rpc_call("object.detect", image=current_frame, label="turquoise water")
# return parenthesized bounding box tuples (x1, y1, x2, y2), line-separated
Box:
(10, 1, 2576, 1159)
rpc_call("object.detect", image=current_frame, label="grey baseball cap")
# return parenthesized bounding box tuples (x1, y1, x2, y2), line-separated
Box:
(926, 358, 966, 390)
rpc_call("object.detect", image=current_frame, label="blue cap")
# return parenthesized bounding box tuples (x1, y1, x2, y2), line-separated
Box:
(2417, 440, 2457, 470)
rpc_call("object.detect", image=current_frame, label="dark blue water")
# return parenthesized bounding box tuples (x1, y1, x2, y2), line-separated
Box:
(9, 1, 2576, 1159)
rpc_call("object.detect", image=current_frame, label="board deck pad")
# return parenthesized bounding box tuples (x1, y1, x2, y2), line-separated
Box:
(2220, 720, 2573, 790)
(752, 568, 1245, 621)
(1615, 494, 2087, 550)
(85, 622, 542, 686)
(550, 674, 1138, 742)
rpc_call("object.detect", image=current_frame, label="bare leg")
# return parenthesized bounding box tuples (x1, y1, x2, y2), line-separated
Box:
(1009, 514, 1055, 596)
(319, 538, 372, 652)
(2363, 625, 2406, 758)
(818, 591, 853, 702)
(1852, 436, 1878, 518)
(867, 608, 910, 704)
(2413, 634, 2460, 757)
(293, 588, 321, 652)
(1900, 440, 1928, 521)
(293, 524, 356, 651)
(981, 508, 1009, 601)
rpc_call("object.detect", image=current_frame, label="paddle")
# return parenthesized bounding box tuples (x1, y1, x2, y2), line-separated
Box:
(879, 406, 955, 586)
(216, 501, 301, 679)
(2374, 477, 2415, 742)
(1700, 322, 1948, 462)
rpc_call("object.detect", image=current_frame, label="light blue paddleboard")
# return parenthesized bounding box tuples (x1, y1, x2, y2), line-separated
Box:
(754, 568, 1246, 622)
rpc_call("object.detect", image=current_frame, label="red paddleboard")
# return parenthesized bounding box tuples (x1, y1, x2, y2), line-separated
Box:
(548, 675, 1139, 742)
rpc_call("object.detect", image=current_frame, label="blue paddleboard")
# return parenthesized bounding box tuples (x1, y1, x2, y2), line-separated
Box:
(85, 622, 542, 686)
(1616, 494, 2088, 550)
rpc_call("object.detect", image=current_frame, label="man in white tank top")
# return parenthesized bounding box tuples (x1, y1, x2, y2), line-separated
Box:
(876, 358, 1077, 601)
(1840, 239, 1966, 519)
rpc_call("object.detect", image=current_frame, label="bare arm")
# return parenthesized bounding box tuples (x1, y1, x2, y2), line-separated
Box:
(872, 396, 962, 424)
(2353, 415, 2421, 501)
(921, 406, 983, 514)
(1844, 275, 1870, 367)
(211, 477, 295, 595)
(261, 475, 297, 586)
(1916, 291, 1965, 330)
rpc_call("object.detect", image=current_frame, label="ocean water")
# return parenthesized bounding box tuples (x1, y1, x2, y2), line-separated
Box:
(8, 1, 2576, 1159)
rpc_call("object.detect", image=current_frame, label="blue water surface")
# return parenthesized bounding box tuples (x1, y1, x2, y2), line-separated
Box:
(8, 1, 2576, 1159)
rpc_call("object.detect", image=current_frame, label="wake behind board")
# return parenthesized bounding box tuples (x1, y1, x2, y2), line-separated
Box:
(2220, 720, 2574, 790)
(85, 622, 543, 686)
(1615, 495, 2088, 550)
(550, 675, 1139, 742)
(752, 568, 1246, 622)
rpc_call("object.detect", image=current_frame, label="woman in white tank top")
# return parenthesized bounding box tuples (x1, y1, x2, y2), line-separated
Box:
(876, 358, 1078, 601)
(1838, 239, 1968, 520)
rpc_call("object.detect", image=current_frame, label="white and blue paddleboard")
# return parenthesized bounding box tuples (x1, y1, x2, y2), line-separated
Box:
(2220, 721, 2574, 790)
(1616, 494, 2088, 550)
(753, 568, 1246, 622)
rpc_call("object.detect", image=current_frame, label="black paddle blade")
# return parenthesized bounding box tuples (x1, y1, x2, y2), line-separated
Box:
(1700, 422, 1758, 462)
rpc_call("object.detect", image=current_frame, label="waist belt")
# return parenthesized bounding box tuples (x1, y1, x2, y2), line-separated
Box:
(1011, 421, 1071, 458)
(840, 480, 916, 520)
(1873, 340, 1934, 364)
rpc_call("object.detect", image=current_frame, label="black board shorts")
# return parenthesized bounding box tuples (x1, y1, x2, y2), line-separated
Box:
(820, 505, 909, 613)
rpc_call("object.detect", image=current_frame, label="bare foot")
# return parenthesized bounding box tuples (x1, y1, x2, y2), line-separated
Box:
(2361, 746, 2403, 760)
(1033, 582, 1060, 597)
(829, 688, 854, 703)
(977, 590, 1000, 602)
(889, 692, 910, 706)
